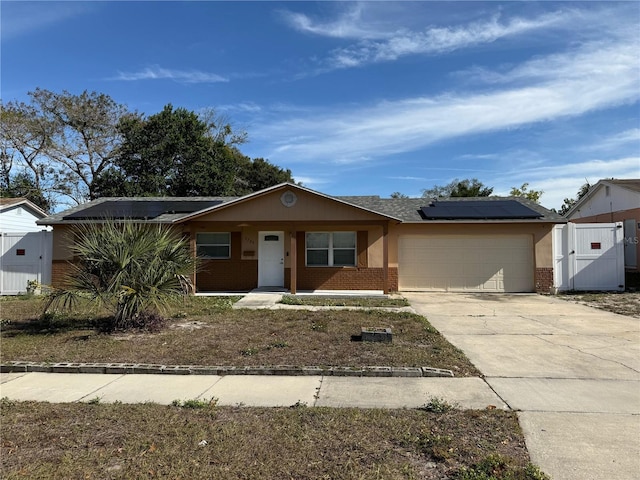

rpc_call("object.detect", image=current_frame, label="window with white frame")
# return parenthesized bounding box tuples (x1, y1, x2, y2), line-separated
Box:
(196, 232, 231, 259)
(306, 232, 356, 266)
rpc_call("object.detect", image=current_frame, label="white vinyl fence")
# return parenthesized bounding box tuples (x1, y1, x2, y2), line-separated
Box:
(0, 231, 53, 295)
(553, 223, 625, 292)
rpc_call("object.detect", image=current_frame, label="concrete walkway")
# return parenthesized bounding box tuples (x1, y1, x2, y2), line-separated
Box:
(0, 372, 504, 410)
(404, 292, 640, 480)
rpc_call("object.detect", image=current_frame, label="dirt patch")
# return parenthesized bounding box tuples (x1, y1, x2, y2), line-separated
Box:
(558, 292, 640, 318)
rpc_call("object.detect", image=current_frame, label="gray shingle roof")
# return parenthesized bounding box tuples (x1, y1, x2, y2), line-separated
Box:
(39, 188, 564, 225)
(606, 179, 640, 193)
(336, 195, 564, 222)
(38, 196, 238, 225)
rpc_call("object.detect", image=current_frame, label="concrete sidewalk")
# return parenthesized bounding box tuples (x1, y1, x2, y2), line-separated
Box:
(0, 372, 504, 409)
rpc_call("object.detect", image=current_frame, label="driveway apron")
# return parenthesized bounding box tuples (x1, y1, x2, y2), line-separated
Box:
(404, 292, 640, 480)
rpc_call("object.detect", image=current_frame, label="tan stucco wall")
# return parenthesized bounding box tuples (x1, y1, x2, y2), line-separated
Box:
(388, 222, 556, 269)
(52, 225, 73, 260)
(51, 223, 192, 261)
(189, 189, 389, 223)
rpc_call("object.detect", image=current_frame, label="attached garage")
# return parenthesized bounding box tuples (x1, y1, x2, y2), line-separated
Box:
(398, 234, 535, 292)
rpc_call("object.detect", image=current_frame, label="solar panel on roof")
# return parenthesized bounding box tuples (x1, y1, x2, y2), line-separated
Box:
(63, 200, 222, 220)
(419, 200, 542, 220)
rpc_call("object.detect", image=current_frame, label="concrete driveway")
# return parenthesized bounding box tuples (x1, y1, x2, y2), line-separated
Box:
(404, 292, 640, 480)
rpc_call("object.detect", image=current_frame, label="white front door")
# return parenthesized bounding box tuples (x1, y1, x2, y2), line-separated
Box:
(258, 231, 284, 287)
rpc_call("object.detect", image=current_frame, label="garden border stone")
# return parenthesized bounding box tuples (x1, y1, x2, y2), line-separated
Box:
(0, 361, 454, 378)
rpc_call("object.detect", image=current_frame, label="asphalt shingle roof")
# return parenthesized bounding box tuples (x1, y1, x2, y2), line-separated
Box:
(336, 195, 564, 222)
(606, 179, 640, 193)
(39, 187, 564, 225)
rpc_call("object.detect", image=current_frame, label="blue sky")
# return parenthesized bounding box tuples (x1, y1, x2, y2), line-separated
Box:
(2, 1, 639, 211)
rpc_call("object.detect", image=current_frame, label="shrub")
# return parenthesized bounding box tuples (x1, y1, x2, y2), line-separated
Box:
(43, 221, 196, 331)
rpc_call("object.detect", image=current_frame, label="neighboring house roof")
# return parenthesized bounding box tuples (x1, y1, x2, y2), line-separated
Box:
(0, 197, 48, 218)
(565, 178, 640, 218)
(606, 179, 640, 193)
(38, 183, 565, 225)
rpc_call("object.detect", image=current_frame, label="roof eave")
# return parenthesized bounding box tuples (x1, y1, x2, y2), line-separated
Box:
(1, 199, 48, 218)
(174, 182, 402, 223)
(402, 218, 567, 224)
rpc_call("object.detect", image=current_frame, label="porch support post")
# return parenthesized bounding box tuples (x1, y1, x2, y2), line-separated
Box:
(290, 231, 297, 294)
(382, 222, 389, 294)
(189, 229, 197, 294)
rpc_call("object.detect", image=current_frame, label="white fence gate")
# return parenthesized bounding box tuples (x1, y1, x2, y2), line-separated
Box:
(0, 231, 53, 295)
(553, 223, 625, 292)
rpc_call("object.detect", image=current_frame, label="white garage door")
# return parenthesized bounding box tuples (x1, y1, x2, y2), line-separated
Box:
(398, 235, 534, 292)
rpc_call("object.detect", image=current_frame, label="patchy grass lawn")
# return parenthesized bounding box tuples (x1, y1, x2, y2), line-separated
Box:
(0, 399, 547, 480)
(280, 294, 410, 307)
(558, 291, 640, 318)
(0, 296, 479, 375)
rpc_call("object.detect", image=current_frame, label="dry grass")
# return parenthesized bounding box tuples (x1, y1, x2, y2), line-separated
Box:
(0, 399, 547, 480)
(0, 296, 479, 375)
(558, 291, 640, 318)
(280, 295, 410, 307)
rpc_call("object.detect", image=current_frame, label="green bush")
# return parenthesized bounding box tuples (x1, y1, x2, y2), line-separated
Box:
(44, 221, 196, 331)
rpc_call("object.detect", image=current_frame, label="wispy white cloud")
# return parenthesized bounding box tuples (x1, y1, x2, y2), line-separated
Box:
(292, 175, 331, 188)
(330, 13, 568, 70)
(283, 4, 573, 72)
(281, 3, 385, 40)
(495, 156, 640, 210)
(254, 36, 639, 166)
(112, 66, 228, 84)
(389, 176, 429, 182)
(1, 2, 93, 39)
(579, 128, 640, 153)
(218, 102, 262, 114)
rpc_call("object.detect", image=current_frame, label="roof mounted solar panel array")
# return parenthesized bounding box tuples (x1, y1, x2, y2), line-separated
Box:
(419, 200, 543, 220)
(63, 200, 223, 220)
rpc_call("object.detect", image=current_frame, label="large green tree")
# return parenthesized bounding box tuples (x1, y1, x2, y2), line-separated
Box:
(94, 105, 234, 196)
(509, 183, 544, 203)
(558, 182, 591, 215)
(233, 156, 295, 195)
(94, 104, 294, 197)
(1, 89, 128, 207)
(0, 172, 52, 213)
(422, 178, 493, 198)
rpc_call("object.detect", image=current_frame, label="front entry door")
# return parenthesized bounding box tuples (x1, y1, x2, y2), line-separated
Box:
(258, 231, 284, 287)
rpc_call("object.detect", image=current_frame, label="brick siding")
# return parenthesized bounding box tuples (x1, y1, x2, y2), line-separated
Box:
(196, 259, 258, 291)
(51, 260, 74, 288)
(535, 267, 553, 293)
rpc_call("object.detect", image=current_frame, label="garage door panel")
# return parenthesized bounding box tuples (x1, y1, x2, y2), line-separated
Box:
(398, 235, 534, 292)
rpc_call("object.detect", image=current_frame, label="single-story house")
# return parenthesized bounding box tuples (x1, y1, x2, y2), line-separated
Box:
(566, 178, 639, 272)
(38, 183, 566, 294)
(0, 198, 50, 232)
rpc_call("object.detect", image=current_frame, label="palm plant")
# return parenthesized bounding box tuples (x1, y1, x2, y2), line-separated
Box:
(44, 220, 195, 331)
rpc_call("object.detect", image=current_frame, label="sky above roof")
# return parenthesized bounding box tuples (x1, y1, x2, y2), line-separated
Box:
(3, 1, 639, 211)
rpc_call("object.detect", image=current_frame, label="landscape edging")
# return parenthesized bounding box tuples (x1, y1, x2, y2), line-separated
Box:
(0, 361, 454, 377)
